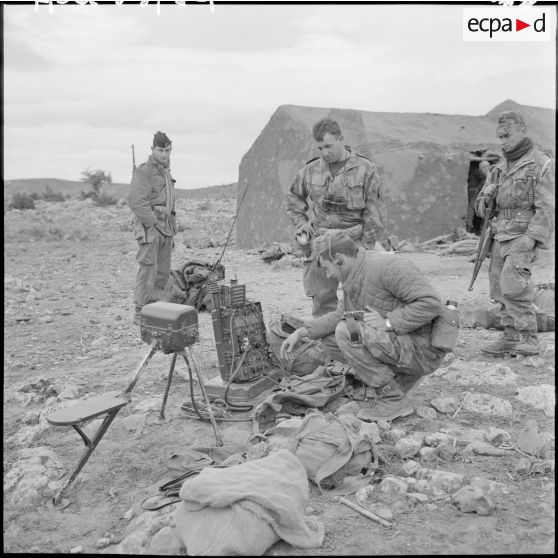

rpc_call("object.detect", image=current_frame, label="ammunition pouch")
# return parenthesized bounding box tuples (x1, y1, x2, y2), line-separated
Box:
(320, 195, 349, 214)
(497, 207, 535, 220)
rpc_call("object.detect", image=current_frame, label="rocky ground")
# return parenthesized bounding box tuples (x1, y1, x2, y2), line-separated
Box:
(3, 196, 555, 555)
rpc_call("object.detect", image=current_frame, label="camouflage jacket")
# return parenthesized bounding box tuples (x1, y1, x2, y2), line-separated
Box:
(128, 156, 177, 238)
(475, 146, 555, 249)
(285, 148, 387, 248)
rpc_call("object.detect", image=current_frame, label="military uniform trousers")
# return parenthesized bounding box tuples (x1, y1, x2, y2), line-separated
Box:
(134, 230, 173, 310)
(319, 320, 444, 389)
(488, 235, 538, 332)
(303, 242, 387, 318)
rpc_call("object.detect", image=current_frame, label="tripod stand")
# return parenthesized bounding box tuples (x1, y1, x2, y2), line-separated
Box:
(46, 343, 222, 506)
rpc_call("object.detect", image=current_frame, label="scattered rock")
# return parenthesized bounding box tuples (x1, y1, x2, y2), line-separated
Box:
(437, 438, 459, 460)
(515, 385, 555, 417)
(452, 486, 494, 515)
(469, 477, 509, 496)
(396, 460, 420, 477)
(415, 406, 437, 420)
(358, 421, 381, 444)
(379, 476, 408, 500)
(369, 503, 393, 521)
(516, 420, 551, 458)
(384, 428, 406, 443)
(414, 467, 433, 481)
(70, 546, 83, 553)
(407, 492, 429, 504)
(394, 437, 422, 458)
(376, 420, 391, 432)
(423, 432, 449, 447)
(418, 447, 438, 463)
(514, 458, 533, 474)
(427, 470, 463, 495)
(58, 383, 80, 400)
(434, 360, 518, 387)
(430, 397, 458, 414)
(483, 427, 512, 447)
(460, 393, 513, 418)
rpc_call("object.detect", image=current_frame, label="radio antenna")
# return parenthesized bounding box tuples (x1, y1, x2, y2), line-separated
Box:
(214, 182, 250, 268)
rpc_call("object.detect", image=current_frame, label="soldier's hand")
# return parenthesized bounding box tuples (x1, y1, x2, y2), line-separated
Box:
(363, 306, 388, 331)
(280, 328, 304, 362)
(296, 222, 313, 236)
(476, 200, 488, 219)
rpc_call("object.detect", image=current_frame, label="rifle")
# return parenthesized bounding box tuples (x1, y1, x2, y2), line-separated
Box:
(468, 198, 496, 291)
(131, 144, 136, 172)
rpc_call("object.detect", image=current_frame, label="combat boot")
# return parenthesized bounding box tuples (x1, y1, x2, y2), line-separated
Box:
(356, 380, 414, 422)
(481, 327, 521, 356)
(514, 331, 540, 356)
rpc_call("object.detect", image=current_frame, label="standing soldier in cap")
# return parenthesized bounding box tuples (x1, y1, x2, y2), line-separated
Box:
(475, 111, 555, 356)
(285, 118, 387, 318)
(280, 229, 446, 422)
(128, 131, 177, 325)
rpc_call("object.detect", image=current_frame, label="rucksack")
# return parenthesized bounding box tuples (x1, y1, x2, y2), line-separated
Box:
(169, 260, 224, 311)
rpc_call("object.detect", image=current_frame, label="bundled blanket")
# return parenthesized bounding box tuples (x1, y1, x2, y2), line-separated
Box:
(175, 449, 324, 556)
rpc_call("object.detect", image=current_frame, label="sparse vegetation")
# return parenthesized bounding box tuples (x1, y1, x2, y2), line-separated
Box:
(81, 168, 113, 195)
(8, 192, 36, 210)
(41, 185, 66, 202)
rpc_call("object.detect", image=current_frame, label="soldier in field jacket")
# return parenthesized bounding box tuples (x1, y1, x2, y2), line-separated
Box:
(280, 229, 446, 422)
(285, 118, 387, 318)
(475, 111, 555, 357)
(128, 131, 177, 325)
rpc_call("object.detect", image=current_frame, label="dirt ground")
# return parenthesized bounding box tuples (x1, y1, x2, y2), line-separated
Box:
(3, 196, 555, 555)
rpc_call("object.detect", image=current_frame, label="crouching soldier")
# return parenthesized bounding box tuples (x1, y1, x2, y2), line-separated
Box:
(280, 230, 447, 422)
(128, 131, 177, 325)
(475, 111, 555, 356)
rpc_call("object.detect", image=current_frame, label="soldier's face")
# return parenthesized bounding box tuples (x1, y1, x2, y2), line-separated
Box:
(496, 123, 525, 153)
(319, 256, 343, 281)
(316, 133, 346, 163)
(151, 145, 172, 165)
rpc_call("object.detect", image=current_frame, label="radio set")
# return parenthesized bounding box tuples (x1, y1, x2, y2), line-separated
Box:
(209, 280, 275, 383)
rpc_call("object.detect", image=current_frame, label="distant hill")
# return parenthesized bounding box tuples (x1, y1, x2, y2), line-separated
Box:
(3, 178, 237, 202)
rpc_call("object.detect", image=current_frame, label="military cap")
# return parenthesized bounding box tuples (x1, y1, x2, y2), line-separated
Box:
(497, 111, 527, 132)
(153, 131, 172, 148)
(313, 229, 354, 265)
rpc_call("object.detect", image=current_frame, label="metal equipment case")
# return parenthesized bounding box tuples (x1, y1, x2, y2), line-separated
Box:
(140, 302, 199, 352)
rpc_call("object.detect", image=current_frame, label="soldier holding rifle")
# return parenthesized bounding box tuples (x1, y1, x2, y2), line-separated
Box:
(475, 111, 555, 356)
(128, 132, 177, 325)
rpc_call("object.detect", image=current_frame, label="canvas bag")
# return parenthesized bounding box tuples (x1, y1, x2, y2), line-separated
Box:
(291, 410, 373, 490)
(267, 314, 326, 375)
(169, 260, 224, 311)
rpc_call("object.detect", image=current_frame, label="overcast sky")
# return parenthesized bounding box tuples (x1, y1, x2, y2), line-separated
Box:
(3, 2, 556, 188)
